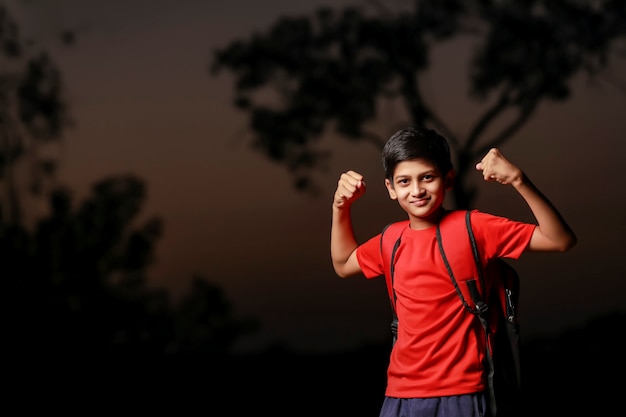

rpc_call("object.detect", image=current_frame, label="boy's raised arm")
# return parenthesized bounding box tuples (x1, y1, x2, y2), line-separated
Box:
(476, 148, 577, 252)
(331, 170, 367, 278)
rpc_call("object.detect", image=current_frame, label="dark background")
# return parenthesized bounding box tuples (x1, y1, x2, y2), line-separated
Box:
(2, 1, 625, 415)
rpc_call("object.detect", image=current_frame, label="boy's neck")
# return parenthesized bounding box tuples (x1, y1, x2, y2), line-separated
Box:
(408, 207, 448, 230)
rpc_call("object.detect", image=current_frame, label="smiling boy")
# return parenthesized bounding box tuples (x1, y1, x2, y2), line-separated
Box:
(330, 127, 576, 417)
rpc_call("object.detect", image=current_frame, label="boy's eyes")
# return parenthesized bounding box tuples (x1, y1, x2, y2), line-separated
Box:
(396, 174, 435, 184)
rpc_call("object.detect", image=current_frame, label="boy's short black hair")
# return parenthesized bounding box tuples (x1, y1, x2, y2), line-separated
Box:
(382, 127, 453, 181)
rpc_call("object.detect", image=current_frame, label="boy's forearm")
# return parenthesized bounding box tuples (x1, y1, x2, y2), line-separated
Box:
(330, 205, 359, 276)
(513, 174, 577, 251)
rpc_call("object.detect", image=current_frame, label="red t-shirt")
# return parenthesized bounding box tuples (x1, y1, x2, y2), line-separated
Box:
(356, 209, 535, 398)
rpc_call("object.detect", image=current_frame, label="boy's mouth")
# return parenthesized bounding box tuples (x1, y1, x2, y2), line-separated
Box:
(411, 198, 429, 207)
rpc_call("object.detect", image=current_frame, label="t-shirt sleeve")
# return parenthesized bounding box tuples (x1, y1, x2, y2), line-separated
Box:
(356, 233, 385, 279)
(470, 209, 536, 261)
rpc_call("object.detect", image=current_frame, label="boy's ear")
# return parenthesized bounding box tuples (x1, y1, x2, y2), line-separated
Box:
(445, 170, 455, 190)
(384, 179, 398, 200)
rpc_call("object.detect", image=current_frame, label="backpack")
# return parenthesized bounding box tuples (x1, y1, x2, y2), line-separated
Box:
(380, 210, 522, 417)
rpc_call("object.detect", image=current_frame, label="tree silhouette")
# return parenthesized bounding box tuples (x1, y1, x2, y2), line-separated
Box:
(0, 3, 69, 224)
(211, 0, 625, 207)
(1, 4, 258, 357)
(6, 175, 258, 356)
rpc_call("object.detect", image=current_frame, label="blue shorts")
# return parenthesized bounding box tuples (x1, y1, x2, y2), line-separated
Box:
(379, 393, 487, 417)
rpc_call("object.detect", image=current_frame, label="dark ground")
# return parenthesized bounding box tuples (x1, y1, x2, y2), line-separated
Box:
(6, 311, 624, 416)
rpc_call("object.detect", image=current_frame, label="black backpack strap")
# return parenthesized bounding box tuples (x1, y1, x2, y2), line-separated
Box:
(438, 211, 498, 416)
(463, 211, 498, 417)
(436, 212, 485, 315)
(380, 223, 404, 344)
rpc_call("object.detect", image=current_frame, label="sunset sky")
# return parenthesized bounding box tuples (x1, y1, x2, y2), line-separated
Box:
(9, 0, 626, 353)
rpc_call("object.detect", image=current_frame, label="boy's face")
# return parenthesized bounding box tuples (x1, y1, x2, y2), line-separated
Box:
(384, 158, 454, 229)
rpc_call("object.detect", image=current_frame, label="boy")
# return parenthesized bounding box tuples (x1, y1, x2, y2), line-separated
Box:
(330, 127, 576, 417)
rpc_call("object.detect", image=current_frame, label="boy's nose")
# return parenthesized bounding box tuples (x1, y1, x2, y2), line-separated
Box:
(410, 182, 423, 196)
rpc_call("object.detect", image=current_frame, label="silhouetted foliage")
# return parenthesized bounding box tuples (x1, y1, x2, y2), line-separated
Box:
(172, 276, 259, 354)
(0, 4, 69, 223)
(4, 175, 259, 356)
(212, 0, 626, 207)
(1, 4, 258, 357)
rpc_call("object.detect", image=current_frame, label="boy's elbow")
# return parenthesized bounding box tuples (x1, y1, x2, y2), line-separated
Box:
(563, 234, 577, 251)
(331, 246, 361, 277)
(533, 227, 577, 252)
(556, 233, 577, 252)
(332, 263, 352, 278)
(335, 270, 351, 279)
(332, 259, 359, 278)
